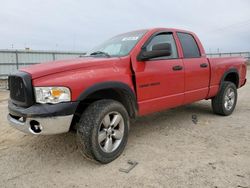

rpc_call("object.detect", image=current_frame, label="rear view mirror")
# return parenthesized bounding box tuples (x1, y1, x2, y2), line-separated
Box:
(137, 43, 172, 61)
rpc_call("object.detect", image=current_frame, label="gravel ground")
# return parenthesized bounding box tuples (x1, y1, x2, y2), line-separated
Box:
(0, 68, 249, 188)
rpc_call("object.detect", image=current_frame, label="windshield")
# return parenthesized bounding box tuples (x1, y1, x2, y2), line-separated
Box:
(86, 30, 148, 57)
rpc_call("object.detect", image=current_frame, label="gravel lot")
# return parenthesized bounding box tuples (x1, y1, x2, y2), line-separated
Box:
(0, 67, 249, 188)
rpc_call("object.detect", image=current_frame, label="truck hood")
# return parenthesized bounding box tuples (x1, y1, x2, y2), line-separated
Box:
(20, 57, 120, 79)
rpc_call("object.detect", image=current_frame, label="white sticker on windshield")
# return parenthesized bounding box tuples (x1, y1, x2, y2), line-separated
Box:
(122, 36, 139, 41)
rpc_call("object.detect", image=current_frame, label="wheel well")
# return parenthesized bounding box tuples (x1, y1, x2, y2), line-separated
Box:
(71, 88, 137, 130)
(224, 72, 239, 88)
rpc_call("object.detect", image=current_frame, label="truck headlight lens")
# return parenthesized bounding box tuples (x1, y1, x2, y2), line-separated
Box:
(34, 87, 71, 104)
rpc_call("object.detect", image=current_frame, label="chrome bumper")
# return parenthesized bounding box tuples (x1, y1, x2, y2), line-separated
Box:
(8, 114, 73, 135)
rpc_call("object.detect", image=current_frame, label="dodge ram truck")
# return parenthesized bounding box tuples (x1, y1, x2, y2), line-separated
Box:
(7, 28, 247, 163)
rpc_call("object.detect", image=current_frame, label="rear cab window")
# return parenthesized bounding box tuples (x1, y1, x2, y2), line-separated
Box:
(177, 32, 201, 58)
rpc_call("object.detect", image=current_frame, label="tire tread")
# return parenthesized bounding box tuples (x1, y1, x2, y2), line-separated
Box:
(212, 81, 237, 116)
(76, 99, 129, 163)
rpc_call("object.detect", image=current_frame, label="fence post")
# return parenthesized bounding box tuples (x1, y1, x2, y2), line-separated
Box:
(52, 53, 56, 61)
(15, 50, 19, 70)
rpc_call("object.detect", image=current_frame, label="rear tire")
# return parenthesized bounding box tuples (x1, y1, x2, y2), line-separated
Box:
(76, 99, 129, 164)
(212, 81, 237, 116)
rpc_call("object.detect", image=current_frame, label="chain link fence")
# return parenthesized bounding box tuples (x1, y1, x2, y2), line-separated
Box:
(206, 52, 250, 60)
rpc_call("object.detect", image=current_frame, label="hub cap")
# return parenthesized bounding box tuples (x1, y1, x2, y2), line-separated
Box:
(98, 112, 124, 153)
(224, 88, 235, 111)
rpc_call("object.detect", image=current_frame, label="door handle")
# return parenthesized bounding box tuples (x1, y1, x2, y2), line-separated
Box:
(200, 63, 208, 68)
(172, 65, 183, 71)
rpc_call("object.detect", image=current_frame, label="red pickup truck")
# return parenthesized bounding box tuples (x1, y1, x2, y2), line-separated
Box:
(8, 28, 247, 163)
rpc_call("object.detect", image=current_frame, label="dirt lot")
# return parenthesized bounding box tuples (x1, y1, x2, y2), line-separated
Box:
(0, 69, 250, 188)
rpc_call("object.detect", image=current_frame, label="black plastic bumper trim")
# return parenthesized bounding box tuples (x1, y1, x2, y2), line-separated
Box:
(8, 100, 79, 118)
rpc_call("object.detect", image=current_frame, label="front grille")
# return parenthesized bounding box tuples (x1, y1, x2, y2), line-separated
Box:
(9, 76, 25, 102)
(8, 72, 34, 107)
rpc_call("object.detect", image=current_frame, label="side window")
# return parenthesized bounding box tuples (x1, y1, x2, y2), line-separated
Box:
(146, 33, 178, 59)
(177, 32, 200, 58)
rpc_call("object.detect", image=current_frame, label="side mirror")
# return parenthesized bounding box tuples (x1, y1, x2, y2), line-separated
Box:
(137, 43, 172, 61)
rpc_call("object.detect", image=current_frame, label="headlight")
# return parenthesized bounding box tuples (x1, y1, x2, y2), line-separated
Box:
(34, 87, 71, 104)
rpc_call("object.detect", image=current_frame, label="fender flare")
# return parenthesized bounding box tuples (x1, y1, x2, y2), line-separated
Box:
(77, 81, 138, 117)
(220, 68, 239, 88)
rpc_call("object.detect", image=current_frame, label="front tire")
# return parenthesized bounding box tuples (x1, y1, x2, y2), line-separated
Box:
(76, 99, 129, 164)
(212, 81, 237, 116)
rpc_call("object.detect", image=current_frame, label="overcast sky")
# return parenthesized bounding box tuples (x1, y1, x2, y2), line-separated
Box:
(0, 0, 249, 53)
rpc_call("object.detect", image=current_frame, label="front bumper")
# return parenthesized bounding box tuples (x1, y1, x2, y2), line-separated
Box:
(8, 100, 79, 135)
(8, 114, 73, 135)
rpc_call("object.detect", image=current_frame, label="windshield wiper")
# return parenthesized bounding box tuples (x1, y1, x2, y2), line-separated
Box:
(90, 51, 111, 57)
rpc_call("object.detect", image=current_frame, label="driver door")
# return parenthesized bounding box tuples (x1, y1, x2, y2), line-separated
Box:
(134, 32, 185, 115)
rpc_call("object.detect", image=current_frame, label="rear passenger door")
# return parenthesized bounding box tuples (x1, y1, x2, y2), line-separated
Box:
(177, 32, 210, 104)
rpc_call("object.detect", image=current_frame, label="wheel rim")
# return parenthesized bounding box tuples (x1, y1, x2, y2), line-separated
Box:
(98, 111, 124, 153)
(224, 87, 235, 111)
